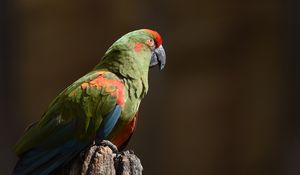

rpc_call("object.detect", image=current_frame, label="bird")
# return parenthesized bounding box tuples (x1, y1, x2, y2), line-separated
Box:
(13, 29, 166, 175)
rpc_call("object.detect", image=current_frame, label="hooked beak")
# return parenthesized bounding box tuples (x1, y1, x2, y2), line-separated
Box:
(150, 45, 166, 70)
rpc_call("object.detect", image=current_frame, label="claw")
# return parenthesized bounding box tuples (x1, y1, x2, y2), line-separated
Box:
(99, 140, 118, 153)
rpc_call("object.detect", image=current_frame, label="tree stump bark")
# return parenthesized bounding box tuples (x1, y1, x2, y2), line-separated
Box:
(52, 143, 143, 175)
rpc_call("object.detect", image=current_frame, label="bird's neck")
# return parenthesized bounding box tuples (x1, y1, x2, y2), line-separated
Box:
(93, 48, 150, 99)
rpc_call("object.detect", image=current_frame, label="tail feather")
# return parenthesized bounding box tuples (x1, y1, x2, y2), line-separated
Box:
(13, 140, 86, 175)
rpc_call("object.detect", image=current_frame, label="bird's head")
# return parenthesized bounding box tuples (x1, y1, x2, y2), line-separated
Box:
(101, 29, 166, 71)
(142, 29, 166, 70)
(94, 29, 166, 82)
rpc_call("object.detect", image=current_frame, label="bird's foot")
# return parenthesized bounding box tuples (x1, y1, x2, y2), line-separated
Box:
(99, 140, 118, 153)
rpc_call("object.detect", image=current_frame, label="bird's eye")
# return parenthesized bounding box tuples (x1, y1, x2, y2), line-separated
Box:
(146, 39, 155, 49)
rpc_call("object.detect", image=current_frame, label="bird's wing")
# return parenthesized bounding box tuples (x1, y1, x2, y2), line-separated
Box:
(13, 71, 124, 175)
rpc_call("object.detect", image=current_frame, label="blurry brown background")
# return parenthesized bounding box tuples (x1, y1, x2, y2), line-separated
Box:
(1, 0, 299, 175)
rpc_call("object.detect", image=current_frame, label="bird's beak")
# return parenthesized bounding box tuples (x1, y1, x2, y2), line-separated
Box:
(150, 45, 166, 70)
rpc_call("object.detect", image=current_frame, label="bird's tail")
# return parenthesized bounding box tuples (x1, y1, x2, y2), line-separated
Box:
(13, 140, 85, 175)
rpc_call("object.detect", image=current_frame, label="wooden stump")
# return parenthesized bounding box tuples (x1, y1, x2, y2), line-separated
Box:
(52, 144, 143, 175)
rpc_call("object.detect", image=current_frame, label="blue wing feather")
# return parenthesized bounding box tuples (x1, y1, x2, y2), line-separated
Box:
(13, 139, 86, 175)
(96, 105, 122, 140)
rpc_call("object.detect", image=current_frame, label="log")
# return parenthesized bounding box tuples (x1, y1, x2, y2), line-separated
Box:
(51, 142, 143, 175)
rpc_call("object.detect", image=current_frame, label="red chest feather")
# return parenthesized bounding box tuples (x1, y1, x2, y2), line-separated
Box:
(110, 113, 138, 148)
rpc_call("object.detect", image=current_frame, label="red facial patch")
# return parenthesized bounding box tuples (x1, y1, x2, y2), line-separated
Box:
(143, 29, 163, 47)
(134, 42, 143, 52)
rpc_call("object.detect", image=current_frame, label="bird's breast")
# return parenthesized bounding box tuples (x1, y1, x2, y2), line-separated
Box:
(108, 112, 138, 148)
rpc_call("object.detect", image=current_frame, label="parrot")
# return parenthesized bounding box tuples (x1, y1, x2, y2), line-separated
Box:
(13, 29, 166, 175)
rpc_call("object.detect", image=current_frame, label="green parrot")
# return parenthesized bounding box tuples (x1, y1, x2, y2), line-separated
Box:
(13, 29, 166, 175)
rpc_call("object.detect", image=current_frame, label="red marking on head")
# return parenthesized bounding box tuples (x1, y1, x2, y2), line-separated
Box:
(143, 29, 163, 47)
(81, 73, 125, 108)
(134, 42, 143, 52)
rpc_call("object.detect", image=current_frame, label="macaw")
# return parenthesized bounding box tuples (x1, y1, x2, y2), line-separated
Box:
(13, 29, 166, 175)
